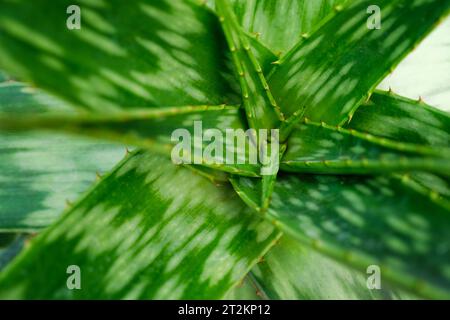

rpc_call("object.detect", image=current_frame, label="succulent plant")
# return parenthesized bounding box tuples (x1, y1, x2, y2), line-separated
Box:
(0, 0, 449, 299)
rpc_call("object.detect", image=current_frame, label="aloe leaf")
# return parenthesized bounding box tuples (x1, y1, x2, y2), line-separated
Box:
(0, 151, 280, 299)
(230, 142, 286, 213)
(348, 90, 450, 147)
(281, 119, 450, 176)
(347, 90, 450, 203)
(229, 0, 348, 54)
(0, 0, 240, 110)
(0, 104, 262, 177)
(0, 81, 124, 232)
(231, 174, 450, 299)
(268, 0, 450, 125)
(251, 235, 416, 300)
(215, 0, 283, 131)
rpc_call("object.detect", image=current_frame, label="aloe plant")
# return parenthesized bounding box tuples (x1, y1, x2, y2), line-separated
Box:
(0, 0, 449, 300)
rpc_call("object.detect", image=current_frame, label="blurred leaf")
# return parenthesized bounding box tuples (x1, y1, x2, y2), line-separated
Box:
(268, 0, 450, 124)
(281, 119, 450, 176)
(348, 90, 450, 204)
(0, 70, 11, 82)
(0, 0, 240, 111)
(231, 174, 450, 299)
(251, 235, 416, 299)
(0, 104, 262, 177)
(0, 151, 280, 299)
(0, 81, 124, 232)
(408, 172, 450, 204)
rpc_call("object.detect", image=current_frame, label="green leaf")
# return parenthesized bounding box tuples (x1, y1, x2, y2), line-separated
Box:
(0, 0, 240, 110)
(0, 151, 280, 299)
(348, 90, 450, 147)
(231, 174, 450, 299)
(347, 90, 450, 205)
(229, 0, 348, 54)
(281, 119, 450, 176)
(246, 34, 279, 74)
(0, 81, 125, 232)
(251, 235, 416, 299)
(0, 104, 262, 178)
(268, 0, 450, 125)
(215, 0, 283, 131)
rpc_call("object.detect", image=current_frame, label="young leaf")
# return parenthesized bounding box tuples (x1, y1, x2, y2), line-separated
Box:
(0, 151, 280, 299)
(268, 0, 450, 125)
(215, 0, 283, 131)
(231, 174, 450, 299)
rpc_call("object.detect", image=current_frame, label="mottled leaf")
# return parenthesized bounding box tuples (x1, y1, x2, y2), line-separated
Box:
(231, 174, 450, 299)
(348, 90, 450, 204)
(0, 0, 240, 111)
(349, 90, 450, 147)
(0, 81, 124, 231)
(281, 119, 450, 176)
(0, 151, 280, 299)
(229, 0, 348, 54)
(0, 104, 262, 177)
(252, 235, 416, 300)
(268, 0, 450, 125)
